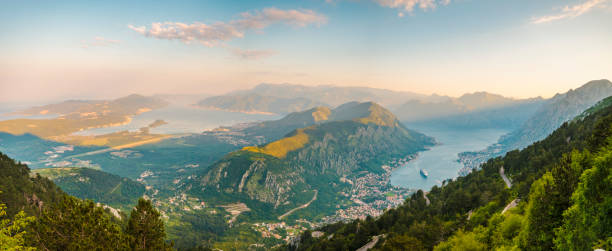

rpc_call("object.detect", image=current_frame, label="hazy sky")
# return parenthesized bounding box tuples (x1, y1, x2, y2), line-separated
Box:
(1, 0, 611, 102)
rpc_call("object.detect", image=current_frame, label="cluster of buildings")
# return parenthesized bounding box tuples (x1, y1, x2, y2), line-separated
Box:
(202, 122, 264, 146)
(252, 222, 308, 242)
(320, 156, 416, 224)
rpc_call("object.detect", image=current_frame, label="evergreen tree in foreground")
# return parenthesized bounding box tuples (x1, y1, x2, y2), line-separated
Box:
(27, 195, 129, 250)
(0, 191, 35, 251)
(126, 198, 172, 251)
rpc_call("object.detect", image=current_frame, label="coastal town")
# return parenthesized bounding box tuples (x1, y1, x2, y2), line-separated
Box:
(320, 155, 417, 224)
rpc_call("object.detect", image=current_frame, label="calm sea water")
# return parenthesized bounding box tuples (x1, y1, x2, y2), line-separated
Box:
(73, 105, 282, 135)
(390, 125, 508, 191)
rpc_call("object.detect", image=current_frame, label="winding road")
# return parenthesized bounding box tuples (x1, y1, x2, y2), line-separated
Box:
(356, 234, 385, 251)
(500, 166, 512, 188)
(278, 190, 318, 220)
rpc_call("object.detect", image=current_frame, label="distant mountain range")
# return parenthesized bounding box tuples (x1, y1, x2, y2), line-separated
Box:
(195, 83, 434, 114)
(405, 97, 545, 130)
(15, 94, 168, 117)
(197, 93, 325, 114)
(195, 83, 542, 127)
(0, 94, 168, 139)
(460, 79, 612, 169)
(394, 92, 544, 124)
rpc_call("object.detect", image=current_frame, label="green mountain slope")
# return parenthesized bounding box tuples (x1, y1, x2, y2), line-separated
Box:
(33, 167, 146, 211)
(0, 152, 172, 250)
(0, 152, 64, 217)
(189, 102, 434, 217)
(287, 94, 612, 250)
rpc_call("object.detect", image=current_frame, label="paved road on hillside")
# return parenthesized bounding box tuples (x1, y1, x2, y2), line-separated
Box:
(500, 166, 512, 188)
(278, 190, 318, 220)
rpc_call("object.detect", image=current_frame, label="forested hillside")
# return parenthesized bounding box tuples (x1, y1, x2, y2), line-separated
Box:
(0, 152, 173, 250)
(33, 167, 146, 212)
(287, 96, 612, 250)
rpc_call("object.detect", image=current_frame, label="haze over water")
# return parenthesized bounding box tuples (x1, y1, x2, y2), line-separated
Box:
(73, 104, 282, 135)
(391, 125, 508, 191)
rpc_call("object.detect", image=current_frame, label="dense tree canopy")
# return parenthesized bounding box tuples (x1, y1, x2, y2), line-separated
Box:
(126, 198, 173, 251)
(286, 97, 612, 251)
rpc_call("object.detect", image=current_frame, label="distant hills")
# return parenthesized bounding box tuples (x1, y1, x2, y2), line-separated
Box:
(460, 79, 612, 169)
(236, 83, 432, 107)
(0, 94, 169, 147)
(499, 79, 612, 151)
(197, 93, 325, 114)
(393, 92, 544, 123)
(195, 83, 433, 115)
(195, 83, 542, 127)
(15, 94, 168, 117)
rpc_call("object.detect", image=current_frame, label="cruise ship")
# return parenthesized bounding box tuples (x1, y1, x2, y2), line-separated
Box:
(420, 169, 429, 178)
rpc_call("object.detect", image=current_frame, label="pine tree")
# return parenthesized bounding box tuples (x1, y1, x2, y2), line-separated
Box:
(126, 198, 172, 251)
(27, 195, 129, 250)
(0, 191, 35, 251)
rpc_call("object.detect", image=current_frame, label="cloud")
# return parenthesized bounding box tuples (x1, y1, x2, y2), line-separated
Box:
(375, 0, 450, 13)
(80, 37, 120, 48)
(128, 8, 327, 47)
(532, 0, 608, 24)
(230, 48, 277, 60)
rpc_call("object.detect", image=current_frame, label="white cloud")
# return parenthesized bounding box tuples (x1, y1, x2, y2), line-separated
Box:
(375, 0, 450, 13)
(532, 0, 608, 24)
(128, 8, 327, 47)
(80, 37, 120, 48)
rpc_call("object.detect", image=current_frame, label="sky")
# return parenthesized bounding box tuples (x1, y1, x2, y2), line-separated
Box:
(1, 0, 611, 103)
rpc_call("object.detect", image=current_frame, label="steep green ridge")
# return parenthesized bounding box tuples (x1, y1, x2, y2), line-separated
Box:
(0, 152, 64, 217)
(189, 102, 433, 217)
(287, 93, 612, 250)
(34, 167, 146, 211)
(0, 152, 173, 250)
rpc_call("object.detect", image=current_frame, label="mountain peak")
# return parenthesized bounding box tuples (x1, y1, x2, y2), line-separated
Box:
(311, 106, 332, 122)
(575, 79, 612, 91)
(330, 101, 399, 127)
(457, 92, 514, 109)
